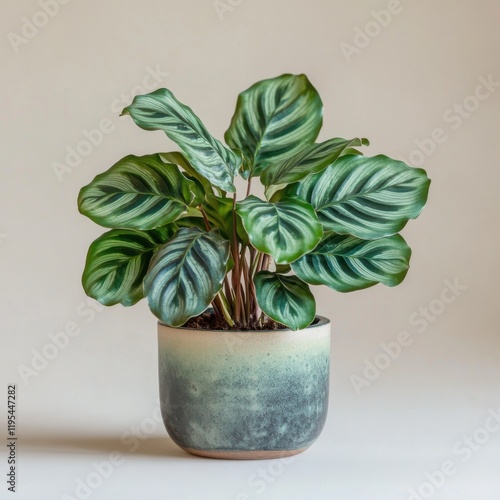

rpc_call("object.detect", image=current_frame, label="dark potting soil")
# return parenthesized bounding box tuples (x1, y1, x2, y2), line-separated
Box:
(182, 312, 288, 331)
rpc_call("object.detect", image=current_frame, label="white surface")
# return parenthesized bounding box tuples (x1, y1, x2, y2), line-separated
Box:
(1, 0, 500, 499)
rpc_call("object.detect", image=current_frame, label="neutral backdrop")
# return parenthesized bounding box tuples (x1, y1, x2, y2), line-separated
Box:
(1, 1, 499, 499)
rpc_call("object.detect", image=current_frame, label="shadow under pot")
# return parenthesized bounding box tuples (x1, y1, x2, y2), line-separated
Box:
(158, 316, 331, 459)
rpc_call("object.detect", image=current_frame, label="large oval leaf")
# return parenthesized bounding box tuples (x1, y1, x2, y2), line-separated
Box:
(236, 196, 323, 264)
(82, 226, 176, 307)
(144, 227, 230, 327)
(254, 272, 315, 330)
(122, 89, 240, 192)
(225, 74, 323, 178)
(292, 233, 411, 292)
(286, 155, 430, 240)
(261, 137, 369, 186)
(78, 154, 197, 230)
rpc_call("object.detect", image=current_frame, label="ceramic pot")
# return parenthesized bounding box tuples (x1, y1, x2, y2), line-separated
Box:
(158, 316, 330, 459)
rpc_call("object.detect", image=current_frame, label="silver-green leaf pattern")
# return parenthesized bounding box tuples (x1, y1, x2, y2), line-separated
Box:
(254, 272, 315, 330)
(236, 196, 323, 264)
(292, 233, 411, 292)
(286, 155, 430, 240)
(82, 226, 176, 307)
(78, 154, 197, 230)
(122, 89, 240, 192)
(261, 137, 369, 186)
(225, 74, 323, 178)
(144, 227, 230, 327)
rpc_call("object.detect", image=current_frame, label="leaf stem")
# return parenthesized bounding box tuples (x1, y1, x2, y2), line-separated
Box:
(232, 193, 241, 323)
(199, 206, 211, 231)
(214, 292, 235, 327)
(246, 177, 252, 198)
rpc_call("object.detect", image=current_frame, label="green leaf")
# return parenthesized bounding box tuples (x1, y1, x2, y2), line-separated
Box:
(78, 154, 197, 230)
(236, 196, 323, 264)
(254, 272, 315, 330)
(82, 226, 176, 307)
(225, 74, 323, 178)
(202, 194, 234, 241)
(158, 151, 213, 196)
(261, 137, 369, 186)
(275, 263, 291, 274)
(175, 215, 207, 232)
(292, 233, 411, 292)
(202, 194, 248, 244)
(122, 89, 240, 192)
(144, 227, 230, 327)
(286, 154, 430, 240)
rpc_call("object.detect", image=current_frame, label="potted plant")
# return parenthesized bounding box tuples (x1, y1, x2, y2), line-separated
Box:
(78, 74, 430, 459)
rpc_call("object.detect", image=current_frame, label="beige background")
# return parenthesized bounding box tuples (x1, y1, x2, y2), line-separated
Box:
(1, 0, 499, 499)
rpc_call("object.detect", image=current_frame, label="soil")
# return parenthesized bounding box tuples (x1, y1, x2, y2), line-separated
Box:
(182, 312, 288, 331)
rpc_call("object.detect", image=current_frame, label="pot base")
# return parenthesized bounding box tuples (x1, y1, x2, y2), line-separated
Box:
(182, 447, 307, 460)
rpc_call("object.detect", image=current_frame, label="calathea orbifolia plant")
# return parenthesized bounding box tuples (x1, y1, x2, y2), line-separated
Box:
(78, 74, 430, 330)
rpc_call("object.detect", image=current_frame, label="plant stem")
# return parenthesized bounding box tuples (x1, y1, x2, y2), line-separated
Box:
(224, 276, 233, 308)
(232, 193, 241, 323)
(199, 206, 211, 231)
(252, 252, 264, 276)
(246, 177, 252, 198)
(215, 292, 235, 327)
(239, 284, 247, 324)
(261, 254, 270, 272)
(241, 255, 252, 322)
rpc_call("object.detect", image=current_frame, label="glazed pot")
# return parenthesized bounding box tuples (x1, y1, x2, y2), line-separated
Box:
(158, 316, 330, 459)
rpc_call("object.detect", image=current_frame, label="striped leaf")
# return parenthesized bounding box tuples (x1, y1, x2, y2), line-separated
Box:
(225, 74, 323, 178)
(78, 154, 198, 230)
(144, 227, 230, 327)
(122, 89, 240, 192)
(286, 155, 430, 240)
(254, 272, 315, 330)
(82, 226, 176, 307)
(261, 137, 369, 186)
(236, 196, 323, 264)
(292, 233, 411, 292)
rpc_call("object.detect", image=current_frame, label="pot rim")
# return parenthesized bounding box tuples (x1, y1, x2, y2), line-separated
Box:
(158, 315, 330, 333)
